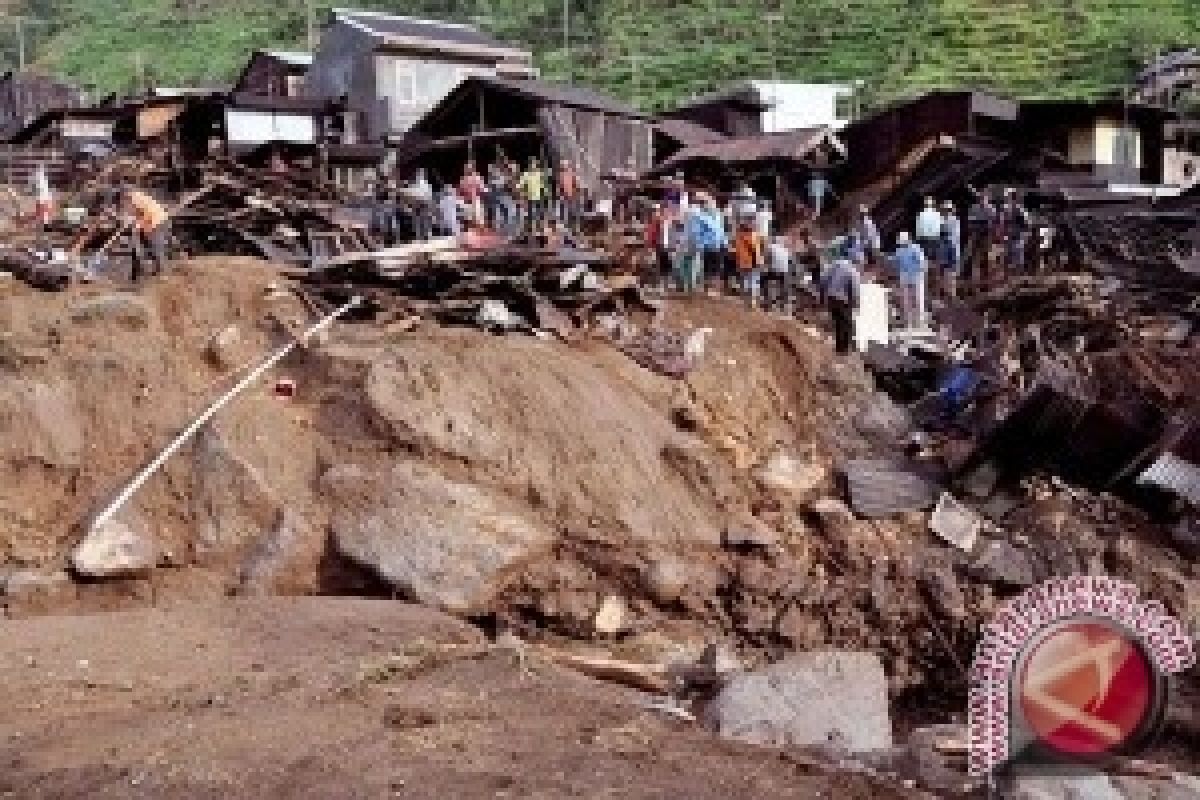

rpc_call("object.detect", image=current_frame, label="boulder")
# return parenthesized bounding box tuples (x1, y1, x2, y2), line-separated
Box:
(205, 324, 244, 370)
(703, 650, 892, 753)
(754, 451, 827, 495)
(69, 293, 155, 329)
(971, 539, 1036, 587)
(326, 461, 554, 616)
(191, 428, 283, 561)
(71, 516, 159, 579)
(641, 553, 690, 605)
(593, 595, 627, 636)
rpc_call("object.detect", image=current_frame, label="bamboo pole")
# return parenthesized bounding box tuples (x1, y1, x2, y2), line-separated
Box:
(88, 296, 361, 534)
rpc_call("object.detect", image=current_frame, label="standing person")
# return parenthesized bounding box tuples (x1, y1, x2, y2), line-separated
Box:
(821, 256, 861, 355)
(763, 234, 792, 312)
(965, 189, 997, 288)
(939, 200, 962, 301)
(408, 168, 434, 241)
(122, 186, 170, 281)
(915, 196, 943, 263)
(669, 203, 691, 292)
(436, 184, 462, 237)
(807, 172, 833, 218)
(890, 231, 928, 330)
(683, 193, 727, 294)
(733, 218, 766, 309)
(755, 200, 774, 241)
(517, 158, 547, 234)
(732, 181, 758, 225)
(855, 204, 882, 263)
(645, 203, 673, 289)
(557, 159, 581, 232)
(485, 158, 510, 233)
(999, 189, 1030, 276)
(458, 161, 485, 228)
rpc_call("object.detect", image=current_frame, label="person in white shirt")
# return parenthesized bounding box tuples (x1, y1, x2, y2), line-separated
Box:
(755, 201, 773, 241)
(762, 235, 792, 312)
(915, 196, 944, 262)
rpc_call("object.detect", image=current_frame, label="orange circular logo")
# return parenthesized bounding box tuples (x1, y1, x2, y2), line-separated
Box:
(1016, 617, 1162, 760)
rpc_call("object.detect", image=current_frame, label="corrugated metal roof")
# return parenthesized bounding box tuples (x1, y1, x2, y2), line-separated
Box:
(333, 8, 526, 57)
(1139, 453, 1200, 506)
(651, 127, 845, 172)
(655, 118, 727, 146)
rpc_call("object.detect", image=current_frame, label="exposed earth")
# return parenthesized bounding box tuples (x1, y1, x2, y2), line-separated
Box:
(0, 258, 1197, 797)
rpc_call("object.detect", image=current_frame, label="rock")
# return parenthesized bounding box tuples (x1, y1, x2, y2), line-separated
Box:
(810, 496, 854, 519)
(191, 428, 283, 561)
(593, 595, 627, 636)
(71, 516, 159, 579)
(928, 493, 982, 552)
(641, 553, 690, 605)
(1, 569, 72, 596)
(754, 451, 827, 495)
(970, 539, 1036, 587)
(703, 650, 892, 753)
(921, 566, 967, 620)
(205, 324, 243, 370)
(722, 512, 780, 552)
(326, 461, 554, 616)
(69, 293, 155, 329)
(1010, 774, 1124, 800)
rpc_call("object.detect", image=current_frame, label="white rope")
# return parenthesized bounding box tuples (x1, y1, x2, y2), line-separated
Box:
(89, 296, 361, 533)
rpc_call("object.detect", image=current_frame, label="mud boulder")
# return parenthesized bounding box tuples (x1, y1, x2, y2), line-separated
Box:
(703, 650, 892, 753)
(325, 462, 555, 616)
(71, 516, 159, 579)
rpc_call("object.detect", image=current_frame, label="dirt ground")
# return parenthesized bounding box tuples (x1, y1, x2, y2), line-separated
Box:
(0, 598, 919, 799)
(1, 257, 1197, 795)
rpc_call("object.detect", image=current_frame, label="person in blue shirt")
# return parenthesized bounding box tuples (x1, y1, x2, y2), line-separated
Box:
(890, 231, 927, 330)
(681, 193, 728, 293)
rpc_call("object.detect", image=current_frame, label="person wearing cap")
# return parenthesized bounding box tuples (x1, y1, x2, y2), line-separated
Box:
(890, 230, 927, 330)
(821, 256, 861, 355)
(915, 196, 943, 262)
(939, 199, 962, 300)
(121, 186, 170, 281)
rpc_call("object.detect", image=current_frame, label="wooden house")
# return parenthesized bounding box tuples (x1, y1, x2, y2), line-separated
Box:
(307, 8, 535, 143)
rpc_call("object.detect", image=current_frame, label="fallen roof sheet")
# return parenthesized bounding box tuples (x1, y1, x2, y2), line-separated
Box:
(651, 127, 845, 173)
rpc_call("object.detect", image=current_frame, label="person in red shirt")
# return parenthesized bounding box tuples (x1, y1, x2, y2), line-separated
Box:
(458, 161, 486, 228)
(557, 159, 580, 232)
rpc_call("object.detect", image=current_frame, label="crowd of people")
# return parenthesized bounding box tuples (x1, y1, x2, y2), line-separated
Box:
(638, 180, 1036, 358)
(376, 152, 592, 244)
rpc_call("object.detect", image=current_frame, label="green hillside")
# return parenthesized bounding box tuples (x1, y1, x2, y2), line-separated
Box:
(10, 0, 1200, 109)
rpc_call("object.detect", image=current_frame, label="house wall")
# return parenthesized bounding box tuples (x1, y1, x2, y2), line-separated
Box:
(225, 109, 316, 145)
(373, 53, 496, 135)
(308, 21, 380, 142)
(749, 82, 855, 132)
(1067, 120, 1143, 181)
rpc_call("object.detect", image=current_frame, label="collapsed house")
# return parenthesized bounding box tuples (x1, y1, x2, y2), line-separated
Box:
(647, 127, 848, 224)
(397, 76, 656, 196)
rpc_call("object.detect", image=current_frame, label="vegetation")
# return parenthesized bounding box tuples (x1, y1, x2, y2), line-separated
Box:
(8, 0, 1200, 109)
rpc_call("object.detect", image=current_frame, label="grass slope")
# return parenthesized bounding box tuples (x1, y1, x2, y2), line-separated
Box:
(14, 0, 1200, 108)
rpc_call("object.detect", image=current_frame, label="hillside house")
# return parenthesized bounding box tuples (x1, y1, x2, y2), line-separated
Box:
(307, 8, 535, 144)
(234, 50, 313, 98)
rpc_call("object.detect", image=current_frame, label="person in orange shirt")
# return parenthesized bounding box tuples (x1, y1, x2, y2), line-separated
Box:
(122, 187, 171, 281)
(733, 219, 765, 308)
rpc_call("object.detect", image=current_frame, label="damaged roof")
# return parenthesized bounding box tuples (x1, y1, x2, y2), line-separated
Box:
(652, 127, 846, 172)
(654, 118, 727, 147)
(331, 8, 531, 60)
